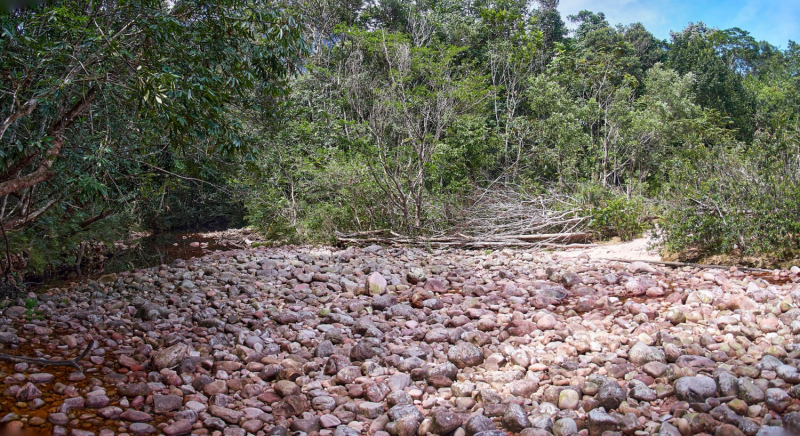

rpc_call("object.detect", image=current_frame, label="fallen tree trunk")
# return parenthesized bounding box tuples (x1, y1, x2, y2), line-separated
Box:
(602, 257, 775, 273)
(497, 232, 592, 242)
(334, 230, 595, 249)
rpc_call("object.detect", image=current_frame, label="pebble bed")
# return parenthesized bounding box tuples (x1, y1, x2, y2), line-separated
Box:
(0, 245, 799, 436)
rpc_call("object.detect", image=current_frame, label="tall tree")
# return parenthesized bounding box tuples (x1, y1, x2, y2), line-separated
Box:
(667, 23, 756, 139)
(621, 22, 666, 71)
(0, 0, 308, 232)
(532, 0, 565, 51)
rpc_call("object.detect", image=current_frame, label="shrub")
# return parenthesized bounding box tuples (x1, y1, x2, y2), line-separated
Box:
(244, 159, 413, 243)
(659, 150, 800, 260)
(575, 185, 650, 241)
(588, 196, 649, 241)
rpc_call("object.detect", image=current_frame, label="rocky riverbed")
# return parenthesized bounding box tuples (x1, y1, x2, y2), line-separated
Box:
(0, 244, 799, 436)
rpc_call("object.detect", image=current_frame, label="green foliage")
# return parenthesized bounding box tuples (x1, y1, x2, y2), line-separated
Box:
(521, 75, 586, 183)
(245, 158, 393, 243)
(0, 0, 308, 280)
(660, 133, 800, 259)
(621, 23, 667, 71)
(24, 298, 36, 310)
(573, 184, 650, 241)
(24, 297, 42, 320)
(667, 23, 757, 139)
(532, 0, 566, 51)
(140, 182, 246, 232)
(587, 195, 649, 241)
(237, 0, 800, 263)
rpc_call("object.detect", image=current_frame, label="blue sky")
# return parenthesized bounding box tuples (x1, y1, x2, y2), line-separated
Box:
(558, 0, 799, 48)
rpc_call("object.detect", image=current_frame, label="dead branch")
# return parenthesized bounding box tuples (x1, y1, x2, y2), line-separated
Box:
(455, 184, 591, 241)
(602, 258, 775, 273)
(335, 184, 595, 249)
(2, 197, 58, 231)
(0, 339, 95, 372)
(79, 209, 113, 229)
(496, 233, 592, 242)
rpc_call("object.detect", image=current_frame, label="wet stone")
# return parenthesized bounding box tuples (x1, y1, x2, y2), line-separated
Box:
(85, 394, 111, 408)
(596, 381, 627, 410)
(129, 423, 157, 435)
(153, 393, 183, 413)
(431, 408, 463, 435)
(737, 378, 765, 404)
(98, 406, 123, 420)
(358, 401, 385, 419)
(120, 409, 153, 422)
(163, 420, 194, 436)
(465, 414, 496, 436)
(587, 408, 620, 436)
(28, 373, 54, 383)
(447, 342, 483, 368)
(553, 418, 578, 436)
(15, 382, 41, 401)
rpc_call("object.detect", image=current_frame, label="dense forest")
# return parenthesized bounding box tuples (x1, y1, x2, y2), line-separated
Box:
(2, 0, 800, 283)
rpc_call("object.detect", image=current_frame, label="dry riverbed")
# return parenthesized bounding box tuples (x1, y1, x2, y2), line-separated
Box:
(0, 244, 799, 436)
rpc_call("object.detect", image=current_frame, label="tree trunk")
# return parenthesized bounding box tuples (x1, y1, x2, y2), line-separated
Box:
(0, 87, 96, 198)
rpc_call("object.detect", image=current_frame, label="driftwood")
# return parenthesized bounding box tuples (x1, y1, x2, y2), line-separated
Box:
(0, 339, 95, 372)
(458, 185, 590, 239)
(336, 184, 596, 250)
(603, 257, 776, 273)
(496, 233, 593, 242)
(335, 230, 594, 249)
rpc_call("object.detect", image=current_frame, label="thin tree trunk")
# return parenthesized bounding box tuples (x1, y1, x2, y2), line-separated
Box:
(0, 87, 96, 197)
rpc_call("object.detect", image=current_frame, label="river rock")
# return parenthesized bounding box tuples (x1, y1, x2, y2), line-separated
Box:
(596, 381, 627, 410)
(465, 414, 495, 436)
(152, 343, 190, 370)
(675, 376, 717, 403)
(367, 272, 387, 294)
(502, 403, 531, 432)
(553, 418, 578, 436)
(587, 408, 619, 436)
(431, 408, 463, 434)
(448, 341, 484, 368)
(0, 242, 796, 436)
(629, 341, 666, 365)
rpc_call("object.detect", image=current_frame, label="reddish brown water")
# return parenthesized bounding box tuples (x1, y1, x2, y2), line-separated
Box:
(0, 329, 173, 434)
(1, 233, 232, 432)
(748, 271, 796, 286)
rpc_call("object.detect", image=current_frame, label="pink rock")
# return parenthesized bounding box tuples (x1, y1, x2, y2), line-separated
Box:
(16, 382, 42, 401)
(320, 414, 341, 428)
(367, 272, 387, 295)
(424, 278, 447, 293)
(29, 373, 54, 383)
(163, 420, 194, 436)
(759, 317, 780, 333)
(119, 354, 142, 370)
(242, 420, 264, 433)
(537, 314, 557, 330)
